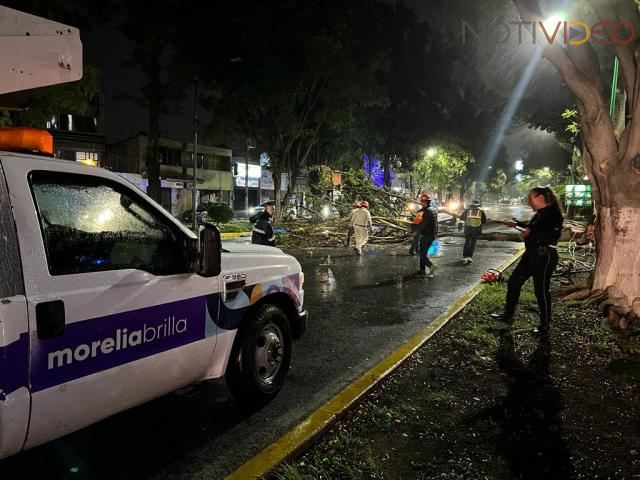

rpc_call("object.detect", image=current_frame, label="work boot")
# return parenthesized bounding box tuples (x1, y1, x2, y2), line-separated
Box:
(532, 325, 550, 337)
(417, 269, 426, 277)
(467, 257, 473, 263)
(428, 264, 438, 275)
(490, 313, 513, 324)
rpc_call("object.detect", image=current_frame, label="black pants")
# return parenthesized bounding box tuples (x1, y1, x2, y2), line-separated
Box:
(505, 247, 558, 328)
(419, 234, 435, 270)
(463, 227, 481, 258)
(409, 233, 420, 254)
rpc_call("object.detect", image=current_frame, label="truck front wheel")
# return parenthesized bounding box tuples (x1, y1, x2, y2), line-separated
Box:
(226, 303, 292, 405)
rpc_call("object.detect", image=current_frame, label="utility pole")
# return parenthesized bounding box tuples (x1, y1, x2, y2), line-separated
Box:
(191, 77, 199, 230)
(245, 141, 250, 215)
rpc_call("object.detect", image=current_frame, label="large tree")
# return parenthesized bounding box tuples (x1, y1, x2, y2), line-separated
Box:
(188, 0, 388, 214)
(511, 0, 640, 328)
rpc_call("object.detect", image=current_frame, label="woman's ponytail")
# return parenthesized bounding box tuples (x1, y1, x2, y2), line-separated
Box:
(530, 186, 562, 213)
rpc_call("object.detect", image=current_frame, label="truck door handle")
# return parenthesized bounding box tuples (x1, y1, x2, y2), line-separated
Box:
(36, 300, 66, 339)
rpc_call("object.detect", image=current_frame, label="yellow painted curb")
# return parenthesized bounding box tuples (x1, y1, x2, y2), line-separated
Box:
(221, 232, 252, 239)
(226, 246, 525, 480)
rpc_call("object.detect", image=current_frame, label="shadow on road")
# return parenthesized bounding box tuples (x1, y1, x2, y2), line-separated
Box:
(467, 331, 572, 479)
(0, 381, 259, 479)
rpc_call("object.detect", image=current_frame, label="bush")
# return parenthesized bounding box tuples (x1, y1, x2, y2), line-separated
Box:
(207, 203, 234, 223)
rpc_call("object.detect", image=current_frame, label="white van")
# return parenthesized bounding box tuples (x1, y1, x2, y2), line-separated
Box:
(0, 130, 307, 459)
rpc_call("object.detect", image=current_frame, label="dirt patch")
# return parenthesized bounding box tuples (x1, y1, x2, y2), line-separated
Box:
(274, 263, 640, 479)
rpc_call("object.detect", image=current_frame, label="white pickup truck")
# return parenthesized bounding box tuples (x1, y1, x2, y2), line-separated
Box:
(0, 132, 307, 460)
(0, 5, 307, 459)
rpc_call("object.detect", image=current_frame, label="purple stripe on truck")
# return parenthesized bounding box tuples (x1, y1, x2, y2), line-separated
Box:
(29, 296, 209, 392)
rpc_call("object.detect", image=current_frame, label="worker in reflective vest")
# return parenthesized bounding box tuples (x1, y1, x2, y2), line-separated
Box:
(250, 202, 276, 246)
(459, 200, 486, 264)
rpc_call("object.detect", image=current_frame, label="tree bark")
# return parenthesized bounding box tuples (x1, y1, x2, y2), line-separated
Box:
(512, 0, 640, 327)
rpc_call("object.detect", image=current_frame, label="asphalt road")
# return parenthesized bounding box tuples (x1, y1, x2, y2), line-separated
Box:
(0, 238, 521, 479)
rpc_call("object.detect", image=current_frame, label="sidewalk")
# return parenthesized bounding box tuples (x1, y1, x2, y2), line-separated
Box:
(272, 257, 640, 479)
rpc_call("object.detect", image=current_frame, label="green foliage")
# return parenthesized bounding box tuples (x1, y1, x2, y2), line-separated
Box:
(216, 220, 251, 233)
(207, 203, 234, 224)
(411, 143, 474, 197)
(10, 66, 99, 127)
(562, 108, 580, 139)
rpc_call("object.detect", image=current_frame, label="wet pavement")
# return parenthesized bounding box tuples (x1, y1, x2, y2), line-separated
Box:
(0, 238, 521, 479)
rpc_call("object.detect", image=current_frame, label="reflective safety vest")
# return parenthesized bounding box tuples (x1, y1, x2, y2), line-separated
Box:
(466, 208, 483, 227)
(412, 211, 423, 225)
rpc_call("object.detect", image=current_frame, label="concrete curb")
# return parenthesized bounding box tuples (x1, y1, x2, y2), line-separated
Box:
(226, 246, 526, 480)
(220, 232, 251, 239)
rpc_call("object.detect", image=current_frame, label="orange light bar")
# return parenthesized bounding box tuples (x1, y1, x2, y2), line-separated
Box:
(0, 127, 53, 156)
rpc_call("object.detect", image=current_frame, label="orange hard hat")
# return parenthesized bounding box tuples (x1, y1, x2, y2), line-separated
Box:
(361, 200, 369, 207)
(420, 193, 431, 203)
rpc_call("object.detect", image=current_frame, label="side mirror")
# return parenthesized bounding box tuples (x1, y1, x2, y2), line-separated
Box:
(198, 222, 221, 277)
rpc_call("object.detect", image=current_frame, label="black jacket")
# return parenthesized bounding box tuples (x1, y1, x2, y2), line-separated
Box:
(412, 205, 438, 236)
(250, 211, 275, 246)
(516, 205, 564, 250)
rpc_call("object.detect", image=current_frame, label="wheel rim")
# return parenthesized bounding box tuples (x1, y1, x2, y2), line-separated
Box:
(254, 322, 284, 385)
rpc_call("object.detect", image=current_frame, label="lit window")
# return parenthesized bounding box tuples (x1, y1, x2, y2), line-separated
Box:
(75, 151, 99, 167)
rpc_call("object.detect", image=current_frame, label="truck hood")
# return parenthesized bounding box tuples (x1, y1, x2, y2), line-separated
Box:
(222, 242, 283, 255)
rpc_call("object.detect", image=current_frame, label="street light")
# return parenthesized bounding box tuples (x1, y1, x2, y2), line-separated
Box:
(541, 13, 566, 40)
(245, 143, 256, 215)
(192, 77, 199, 230)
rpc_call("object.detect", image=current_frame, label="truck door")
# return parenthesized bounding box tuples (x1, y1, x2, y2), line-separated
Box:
(0, 159, 30, 459)
(3, 161, 220, 449)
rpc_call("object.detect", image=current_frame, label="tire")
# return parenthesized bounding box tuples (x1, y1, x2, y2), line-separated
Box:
(225, 303, 292, 405)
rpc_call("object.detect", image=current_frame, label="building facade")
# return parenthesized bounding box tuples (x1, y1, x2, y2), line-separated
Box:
(106, 133, 233, 218)
(47, 95, 106, 167)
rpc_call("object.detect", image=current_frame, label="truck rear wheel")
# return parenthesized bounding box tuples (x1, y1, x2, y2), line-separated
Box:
(226, 303, 292, 405)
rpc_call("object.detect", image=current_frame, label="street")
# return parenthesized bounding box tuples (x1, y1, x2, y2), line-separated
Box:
(0, 238, 521, 479)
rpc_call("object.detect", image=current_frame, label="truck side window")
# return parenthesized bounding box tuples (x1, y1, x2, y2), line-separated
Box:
(30, 171, 187, 276)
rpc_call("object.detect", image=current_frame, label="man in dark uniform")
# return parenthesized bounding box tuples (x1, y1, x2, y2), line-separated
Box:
(492, 186, 564, 335)
(412, 193, 439, 277)
(250, 201, 276, 246)
(459, 199, 487, 264)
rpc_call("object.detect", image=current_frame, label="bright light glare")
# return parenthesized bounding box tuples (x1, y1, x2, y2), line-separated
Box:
(543, 166, 550, 172)
(515, 160, 524, 172)
(426, 147, 437, 158)
(449, 201, 459, 210)
(96, 210, 114, 225)
(321, 205, 330, 218)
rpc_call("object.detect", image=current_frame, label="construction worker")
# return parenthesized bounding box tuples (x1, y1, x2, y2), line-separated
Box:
(250, 201, 276, 246)
(351, 200, 372, 255)
(491, 186, 564, 336)
(412, 193, 438, 277)
(459, 199, 487, 264)
(346, 201, 361, 247)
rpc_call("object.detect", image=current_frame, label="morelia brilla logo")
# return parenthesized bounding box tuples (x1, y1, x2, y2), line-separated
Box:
(47, 316, 188, 370)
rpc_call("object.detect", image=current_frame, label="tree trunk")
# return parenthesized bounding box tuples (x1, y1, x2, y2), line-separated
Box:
(383, 154, 391, 188)
(273, 170, 282, 222)
(592, 206, 640, 312)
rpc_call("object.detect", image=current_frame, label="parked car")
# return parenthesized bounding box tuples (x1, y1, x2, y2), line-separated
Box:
(181, 202, 230, 224)
(240, 201, 299, 220)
